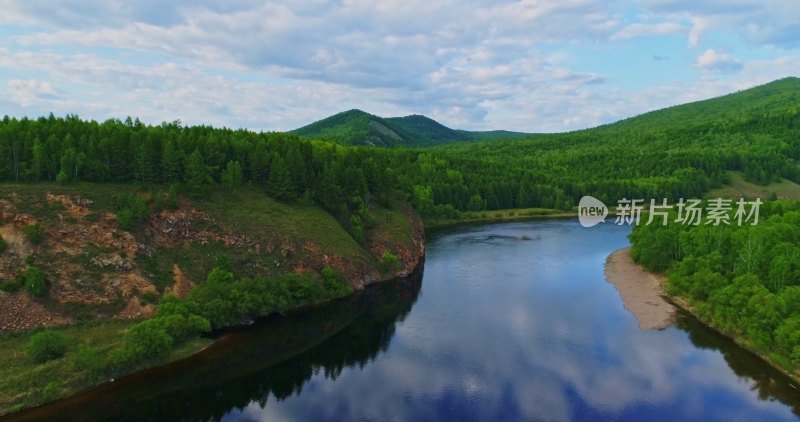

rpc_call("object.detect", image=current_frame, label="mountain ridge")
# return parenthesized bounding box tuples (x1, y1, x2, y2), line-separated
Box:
(290, 109, 529, 147)
(291, 77, 800, 146)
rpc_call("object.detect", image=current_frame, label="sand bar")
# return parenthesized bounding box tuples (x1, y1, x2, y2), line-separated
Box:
(604, 247, 676, 330)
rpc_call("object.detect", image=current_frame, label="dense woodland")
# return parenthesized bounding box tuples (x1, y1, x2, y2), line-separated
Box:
(630, 201, 800, 370)
(1, 79, 799, 223)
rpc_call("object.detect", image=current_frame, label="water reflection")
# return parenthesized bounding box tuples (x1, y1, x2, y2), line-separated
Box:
(6, 220, 800, 422)
(5, 268, 422, 422)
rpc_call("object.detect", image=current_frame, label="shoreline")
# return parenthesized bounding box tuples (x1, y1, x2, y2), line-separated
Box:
(605, 246, 800, 385)
(603, 247, 676, 330)
(0, 256, 427, 419)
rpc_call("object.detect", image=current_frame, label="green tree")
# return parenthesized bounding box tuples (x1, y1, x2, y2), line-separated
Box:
(266, 156, 296, 200)
(27, 330, 68, 363)
(221, 160, 243, 191)
(184, 148, 211, 189)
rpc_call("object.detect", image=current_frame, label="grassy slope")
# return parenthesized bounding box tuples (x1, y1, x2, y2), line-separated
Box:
(0, 320, 212, 414)
(0, 183, 419, 415)
(707, 171, 800, 200)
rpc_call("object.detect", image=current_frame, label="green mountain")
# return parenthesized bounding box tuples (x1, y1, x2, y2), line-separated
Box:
(291, 109, 529, 146)
(606, 77, 800, 131)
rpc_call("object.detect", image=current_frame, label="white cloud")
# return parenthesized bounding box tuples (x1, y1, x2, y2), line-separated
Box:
(611, 22, 686, 40)
(641, 0, 800, 48)
(5, 79, 61, 107)
(0, 1, 797, 132)
(695, 48, 743, 73)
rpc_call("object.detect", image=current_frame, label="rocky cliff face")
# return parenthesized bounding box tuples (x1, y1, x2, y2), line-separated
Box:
(0, 190, 425, 333)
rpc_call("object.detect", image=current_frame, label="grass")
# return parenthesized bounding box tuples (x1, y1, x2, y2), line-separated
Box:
(193, 187, 374, 266)
(0, 320, 212, 415)
(0, 183, 422, 414)
(707, 171, 800, 200)
(367, 206, 415, 251)
(424, 207, 569, 229)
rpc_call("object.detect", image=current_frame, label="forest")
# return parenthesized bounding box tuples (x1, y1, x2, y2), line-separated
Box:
(1, 76, 800, 413)
(1, 78, 799, 225)
(629, 201, 800, 371)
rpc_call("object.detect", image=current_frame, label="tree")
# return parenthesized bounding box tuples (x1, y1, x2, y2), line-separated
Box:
(124, 319, 173, 359)
(467, 193, 487, 212)
(221, 160, 243, 191)
(184, 148, 211, 190)
(266, 156, 295, 200)
(161, 139, 183, 184)
(27, 330, 68, 363)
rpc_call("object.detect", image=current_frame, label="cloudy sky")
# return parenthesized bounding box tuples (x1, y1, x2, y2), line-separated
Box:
(0, 1, 798, 133)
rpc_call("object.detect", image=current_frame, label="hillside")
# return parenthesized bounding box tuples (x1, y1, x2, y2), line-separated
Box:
(606, 77, 800, 131)
(291, 109, 528, 146)
(0, 184, 424, 333)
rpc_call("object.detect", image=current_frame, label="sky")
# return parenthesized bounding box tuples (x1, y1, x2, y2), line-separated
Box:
(0, 0, 798, 133)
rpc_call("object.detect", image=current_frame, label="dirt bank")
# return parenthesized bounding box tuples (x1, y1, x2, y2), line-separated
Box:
(604, 247, 676, 330)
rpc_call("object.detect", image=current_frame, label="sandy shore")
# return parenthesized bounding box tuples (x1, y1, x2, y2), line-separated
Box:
(604, 247, 676, 330)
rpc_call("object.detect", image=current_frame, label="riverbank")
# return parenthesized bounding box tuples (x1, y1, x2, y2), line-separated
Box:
(605, 246, 800, 386)
(424, 207, 573, 230)
(604, 247, 676, 330)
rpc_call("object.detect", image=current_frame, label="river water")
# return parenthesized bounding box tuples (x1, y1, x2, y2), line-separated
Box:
(9, 220, 800, 421)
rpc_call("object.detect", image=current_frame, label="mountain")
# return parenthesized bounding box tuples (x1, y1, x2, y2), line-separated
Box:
(291, 109, 529, 147)
(605, 77, 800, 132)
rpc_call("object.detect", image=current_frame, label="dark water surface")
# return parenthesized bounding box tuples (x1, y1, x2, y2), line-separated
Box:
(8, 220, 800, 421)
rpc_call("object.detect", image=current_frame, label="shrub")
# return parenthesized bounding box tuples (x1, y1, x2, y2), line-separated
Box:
(27, 330, 68, 363)
(70, 345, 105, 379)
(116, 208, 134, 231)
(42, 381, 60, 399)
(139, 291, 159, 306)
(379, 251, 400, 273)
(322, 266, 352, 297)
(25, 266, 47, 297)
(22, 223, 45, 244)
(124, 319, 173, 359)
(0, 279, 21, 292)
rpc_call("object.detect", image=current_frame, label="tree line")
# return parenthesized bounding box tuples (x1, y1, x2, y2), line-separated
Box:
(1, 106, 799, 223)
(630, 201, 800, 371)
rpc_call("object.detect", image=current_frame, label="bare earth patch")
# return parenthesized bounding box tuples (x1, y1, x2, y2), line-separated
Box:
(604, 247, 676, 330)
(0, 291, 72, 332)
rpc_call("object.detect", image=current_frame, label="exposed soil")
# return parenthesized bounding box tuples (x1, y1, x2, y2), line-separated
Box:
(604, 247, 676, 330)
(0, 191, 427, 333)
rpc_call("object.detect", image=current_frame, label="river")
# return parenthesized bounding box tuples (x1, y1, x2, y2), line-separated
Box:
(9, 220, 800, 421)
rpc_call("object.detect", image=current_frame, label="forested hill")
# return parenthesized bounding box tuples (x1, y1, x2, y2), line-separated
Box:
(430, 76, 800, 208)
(290, 109, 528, 146)
(0, 77, 798, 223)
(606, 77, 800, 132)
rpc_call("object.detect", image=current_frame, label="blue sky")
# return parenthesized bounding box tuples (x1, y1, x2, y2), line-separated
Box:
(0, 0, 798, 132)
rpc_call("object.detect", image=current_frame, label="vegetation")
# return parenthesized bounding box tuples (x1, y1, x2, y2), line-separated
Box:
(1, 78, 800, 224)
(22, 223, 45, 244)
(0, 76, 799, 413)
(0, 319, 210, 414)
(26, 330, 68, 363)
(291, 109, 529, 147)
(23, 266, 46, 298)
(379, 251, 400, 273)
(630, 200, 800, 371)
